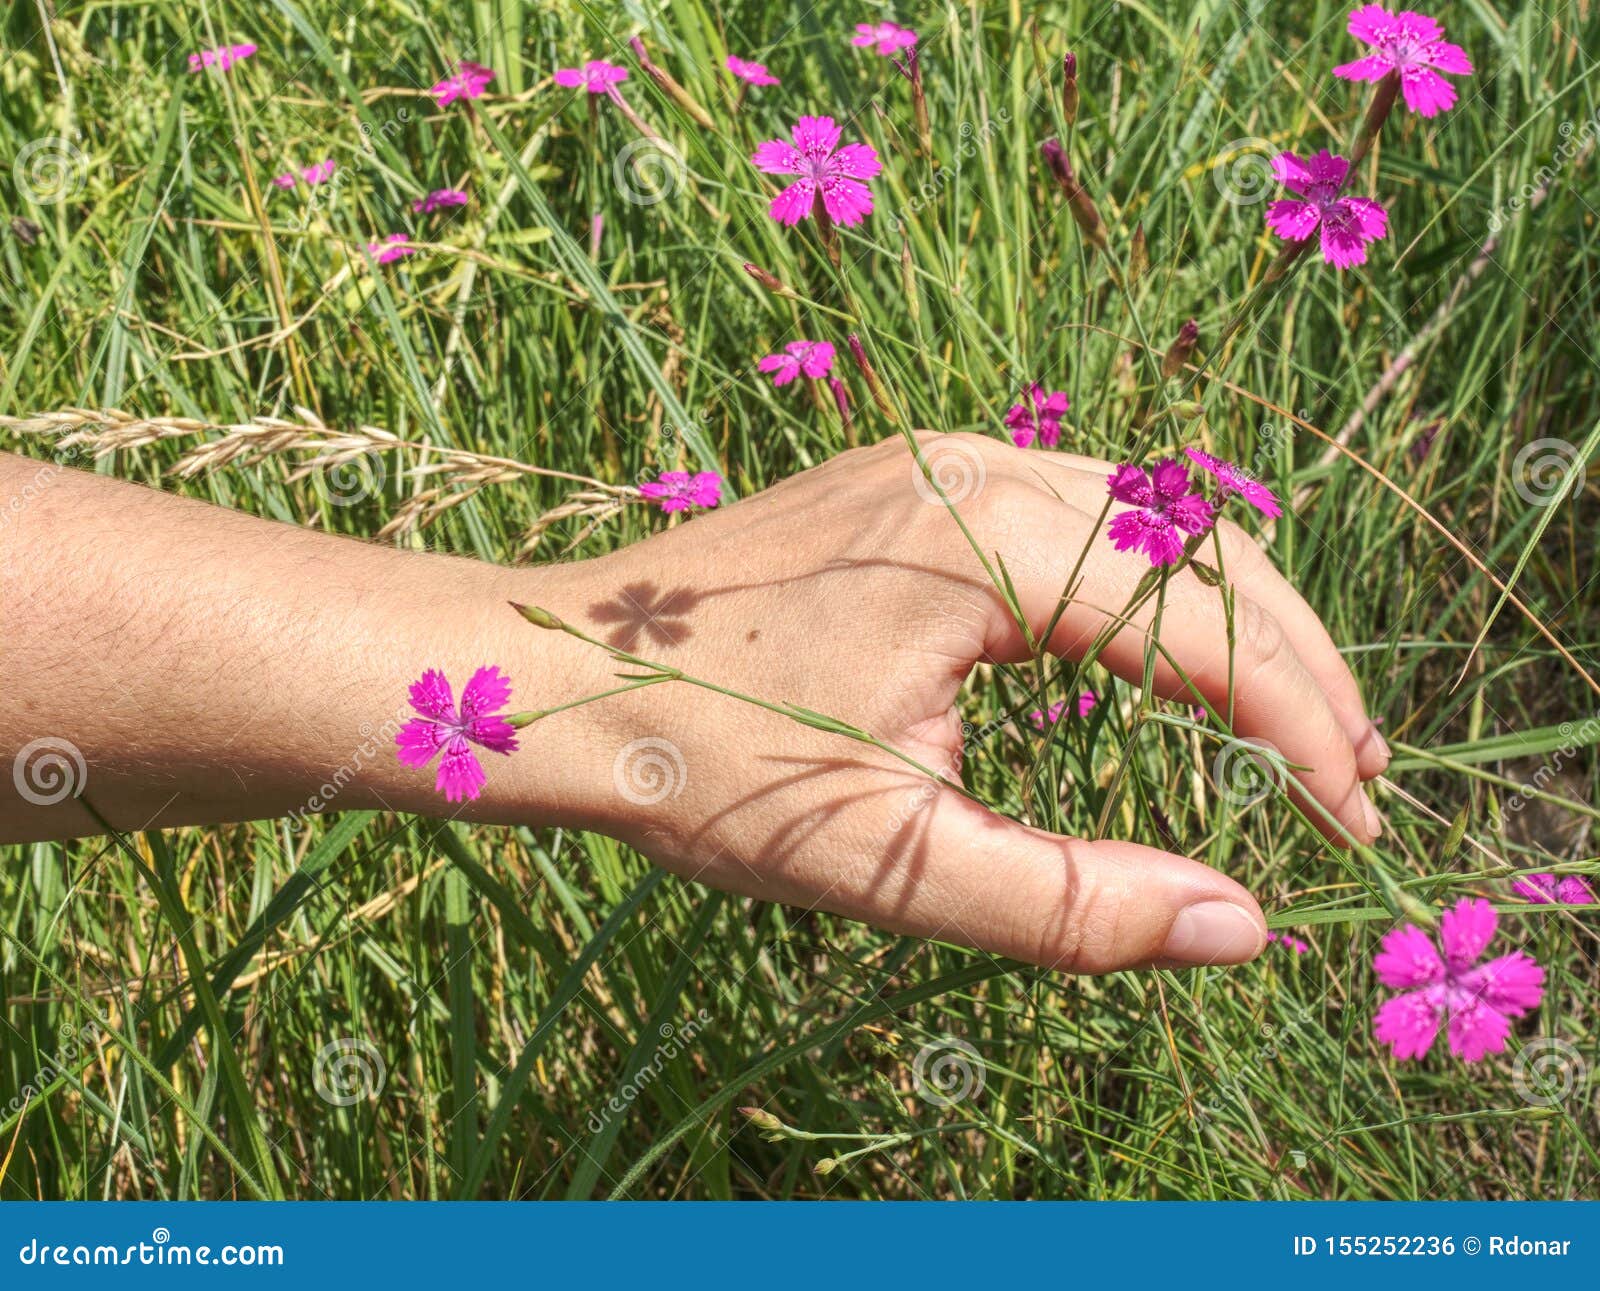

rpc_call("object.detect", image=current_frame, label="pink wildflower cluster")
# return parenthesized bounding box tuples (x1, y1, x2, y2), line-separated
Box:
(1267, 931, 1311, 955)
(640, 471, 723, 514)
(758, 340, 835, 387)
(431, 60, 495, 107)
(1334, 5, 1473, 118)
(852, 22, 918, 56)
(1373, 898, 1544, 1062)
(1513, 874, 1596, 906)
(271, 159, 335, 190)
(554, 60, 629, 95)
(413, 188, 469, 214)
(366, 233, 416, 265)
(396, 667, 519, 803)
(1261, 7, 1472, 268)
(1103, 447, 1283, 567)
(189, 44, 257, 73)
(727, 55, 779, 87)
(1028, 692, 1097, 730)
(1005, 384, 1070, 449)
(751, 116, 882, 228)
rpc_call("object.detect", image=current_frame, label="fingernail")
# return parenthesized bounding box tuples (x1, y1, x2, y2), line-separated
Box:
(1361, 791, 1382, 840)
(1366, 722, 1391, 766)
(1163, 901, 1264, 965)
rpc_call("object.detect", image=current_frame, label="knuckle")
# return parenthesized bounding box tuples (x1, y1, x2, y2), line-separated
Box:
(1237, 598, 1289, 669)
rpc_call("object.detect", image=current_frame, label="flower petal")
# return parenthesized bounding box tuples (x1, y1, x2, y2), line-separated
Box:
(459, 666, 512, 723)
(1373, 990, 1442, 1060)
(1446, 997, 1512, 1062)
(1265, 199, 1320, 241)
(751, 139, 804, 175)
(436, 734, 488, 802)
(822, 177, 874, 226)
(396, 717, 447, 768)
(1471, 951, 1545, 1018)
(792, 115, 842, 154)
(1439, 897, 1497, 970)
(408, 669, 456, 722)
(768, 178, 817, 225)
(1373, 924, 1444, 988)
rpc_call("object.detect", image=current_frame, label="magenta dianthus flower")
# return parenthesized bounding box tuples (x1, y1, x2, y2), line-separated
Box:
(431, 60, 496, 107)
(396, 667, 519, 803)
(1334, 6, 1473, 118)
(1183, 447, 1282, 518)
(1512, 874, 1596, 906)
(727, 55, 779, 86)
(641, 471, 722, 513)
(366, 233, 416, 265)
(1265, 150, 1388, 269)
(1105, 459, 1216, 567)
(553, 59, 629, 94)
(1028, 692, 1097, 730)
(1267, 931, 1312, 955)
(852, 22, 918, 55)
(1373, 898, 1545, 1062)
(758, 340, 835, 387)
(414, 188, 469, 214)
(1005, 384, 1070, 449)
(189, 44, 257, 73)
(751, 116, 881, 228)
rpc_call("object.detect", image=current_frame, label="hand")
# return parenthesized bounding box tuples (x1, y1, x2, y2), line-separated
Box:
(528, 433, 1388, 973)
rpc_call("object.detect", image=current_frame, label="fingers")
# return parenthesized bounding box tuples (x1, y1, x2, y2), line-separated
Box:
(1029, 448, 1386, 779)
(856, 791, 1267, 973)
(973, 489, 1376, 846)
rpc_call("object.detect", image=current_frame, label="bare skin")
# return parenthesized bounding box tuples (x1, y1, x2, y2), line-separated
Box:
(1, 435, 1387, 972)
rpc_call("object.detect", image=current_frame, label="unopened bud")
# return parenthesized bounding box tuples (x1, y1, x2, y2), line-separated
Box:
(1161, 318, 1199, 381)
(1040, 138, 1106, 249)
(742, 261, 787, 294)
(847, 334, 897, 424)
(1129, 223, 1148, 285)
(628, 35, 714, 130)
(511, 602, 564, 631)
(1170, 400, 1204, 421)
(738, 1106, 783, 1133)
(812, 1158, 838, 1176)
(829, 376, 853, 436)
(506, 710, 544, 729)
(1062, 52, 1079, 126)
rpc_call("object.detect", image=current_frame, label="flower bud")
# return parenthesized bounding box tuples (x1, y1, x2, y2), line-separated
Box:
(742, 261, 787, 295)
(1062, 52, 1079, 126)
(738, 1106, 784, 1133)
(847, 334, 897, 424)
(1161, 318, 1199, 381)
(511, 602, 564, 631)
(628, 35, 714, 129)
(813, 1158, 838, 1176)
(1040, 138, 1106, 249)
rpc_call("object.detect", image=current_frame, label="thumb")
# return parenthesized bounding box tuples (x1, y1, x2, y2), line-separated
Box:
(874, 789, 1267, 973)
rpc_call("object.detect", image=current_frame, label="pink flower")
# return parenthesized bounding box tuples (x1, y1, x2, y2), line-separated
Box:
(1184, 447, 1283, 518)
(1105, 459, 1216, 567)
(431, 60, 496, 107)
(1334, 6, 1473, 118)
(640, 471, 723, 513)
(1267, 931, 1312, 955)
(553, 60, 629, 94)
(413, 188, 469, 214)
(301, 159, 336, 184)
(366, 233, 416, 265)
(751, 115, 881, 228)
(270, 173, 297, 190)
(1264, 150, 1389, 269)
(852, 22, 918, 55)
(727, 55, 779, 86)
(757, 340, 836, 386)
(1373, 898, 1545, 1062)
(1028, 692, 1097, 730)
(395, 667, 519, 803)
(1004, 384, 1070, 449)
(1513, 874, 1597, 906)
(188, 43, 257, 73)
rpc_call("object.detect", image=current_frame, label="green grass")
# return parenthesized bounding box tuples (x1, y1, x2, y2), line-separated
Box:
(3, 0, 1599, 1199)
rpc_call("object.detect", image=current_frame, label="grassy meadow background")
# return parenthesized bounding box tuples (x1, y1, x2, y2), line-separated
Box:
(3, 0, 1600, 1199)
